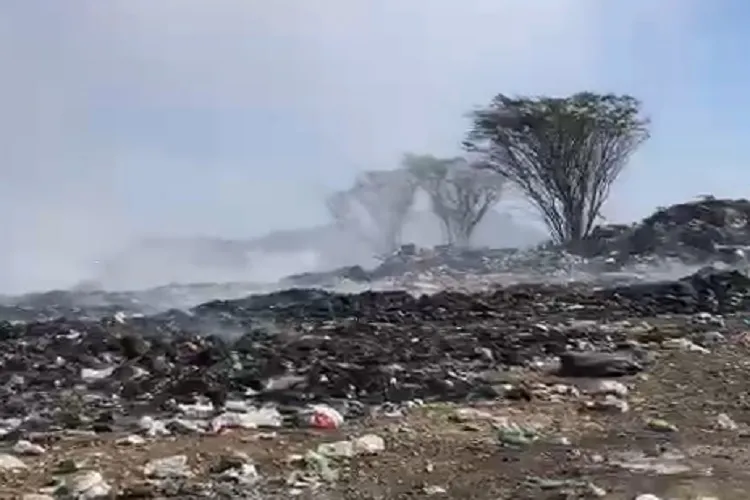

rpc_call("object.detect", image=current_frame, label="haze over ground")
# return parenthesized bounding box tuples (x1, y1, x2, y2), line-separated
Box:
(1, 0, 748, 293)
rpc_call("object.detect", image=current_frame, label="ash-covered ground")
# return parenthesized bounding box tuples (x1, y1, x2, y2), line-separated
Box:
(4, 198, 750, 499)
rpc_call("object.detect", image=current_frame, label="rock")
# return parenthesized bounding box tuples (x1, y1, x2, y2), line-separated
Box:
(693, 331, 726, 346)
(137, 416, 170, 437)
(167, 418, 205, 435)
(610, 450, 692, 475)
(212, 449, 252, 473)
(317, 440, 355, 459)
(13, 439, 46, 456)
(552, 436, 572, 446)
(177, 402, 214, 419)
(0, 453, 27, 470)
(558, 352, 643, 378)
(352, 434, 386, 455)
(61, 470, 112, 499)
(585, 395, 629, 413)
(116, 434, 146, 446)
(300, 450, 338, 482)
(143, 455, 193, 479)
(212, 451, 260, 484)
(56, 458, 83, 474)
(647, 418, 678, 432)
(586, 380, 629, 398)
(716, 413, 740, 431)
(526, 476, 607, 497)
(549, 383, 581, 398)
(316, 434, 386, 459)
(693, 312, 725, 327)
(497, 425, 539, 447)
(586, 483, 608, 497)
(218, 462, 260, 484)
(80, 367, 114, 382)
(450, 408, 496, 422)
(662, 337, 709, 353)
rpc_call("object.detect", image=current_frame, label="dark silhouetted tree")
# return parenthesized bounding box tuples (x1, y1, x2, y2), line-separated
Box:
(404, 153, 505, 247)
(465, 92, 650, 245)
(326, 169, 417, 257)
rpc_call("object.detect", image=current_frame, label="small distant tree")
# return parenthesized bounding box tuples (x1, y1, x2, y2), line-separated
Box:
(465, 92, 650, 245)
(404, 153, 505, 247)
(326, 169, 418, 257)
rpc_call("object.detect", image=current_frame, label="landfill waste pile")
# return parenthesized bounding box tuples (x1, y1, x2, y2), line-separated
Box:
(577, 197, 750, 262)
(283, 198, 750, 290)
(4, 198, 750, 498)
(3, 260, 750, 498)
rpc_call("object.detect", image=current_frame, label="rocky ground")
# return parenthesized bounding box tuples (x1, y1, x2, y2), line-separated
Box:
(0, 267, 750, 499)
(5, 337, 750, 500)
(6, 198, 750, 499)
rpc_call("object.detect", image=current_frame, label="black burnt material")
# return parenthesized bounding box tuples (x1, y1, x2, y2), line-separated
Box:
(0, 266, 749, 433)
(3, 198, 750, 433)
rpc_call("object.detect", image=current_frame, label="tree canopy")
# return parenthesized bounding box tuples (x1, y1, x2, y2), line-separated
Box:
(404, 153, 504, 247)
(465, 92, 650, 244)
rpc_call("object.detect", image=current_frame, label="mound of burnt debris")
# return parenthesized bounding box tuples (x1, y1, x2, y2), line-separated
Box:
(4, 201, 750, 499)
(282, 245, 596, 287)
(578, 196, 750, 263)
(0, 282, 270, 323)
(1, 266, 749, 440)
(283, 197, 750, 287)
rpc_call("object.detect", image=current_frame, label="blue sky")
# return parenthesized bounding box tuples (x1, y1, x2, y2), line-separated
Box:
(1, 0, 750, 289)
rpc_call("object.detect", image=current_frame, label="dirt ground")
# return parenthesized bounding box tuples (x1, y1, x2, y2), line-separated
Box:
(5, 327, 750, 499)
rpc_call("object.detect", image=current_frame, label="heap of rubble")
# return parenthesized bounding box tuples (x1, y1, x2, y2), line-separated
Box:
(578, 196, 750, 263)
(1, 266, 749, 435)
(4, 197, 750, 498)
(283, 197, 750, 288)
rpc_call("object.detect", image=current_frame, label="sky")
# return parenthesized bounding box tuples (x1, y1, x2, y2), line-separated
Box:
(2, 0, 750, 291)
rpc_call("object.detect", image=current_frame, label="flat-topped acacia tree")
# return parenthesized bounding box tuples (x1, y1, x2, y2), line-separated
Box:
(464, 92, 650, 245)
